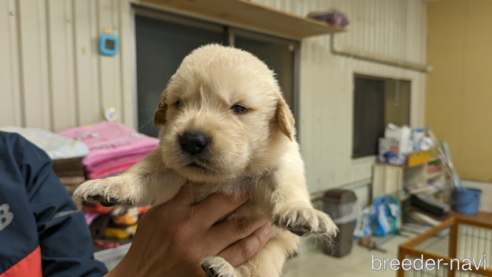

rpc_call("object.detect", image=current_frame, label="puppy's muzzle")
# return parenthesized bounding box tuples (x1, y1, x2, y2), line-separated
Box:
(180, 132, 209, 155)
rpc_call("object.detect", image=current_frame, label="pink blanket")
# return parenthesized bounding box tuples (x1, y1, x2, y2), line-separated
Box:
(58, 122, 159, 169)
(87, 157, 145, 179)
(85, 153, 148, 172)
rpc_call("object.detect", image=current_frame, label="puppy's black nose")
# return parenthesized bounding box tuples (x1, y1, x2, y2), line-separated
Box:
(180, 132, 208, 155)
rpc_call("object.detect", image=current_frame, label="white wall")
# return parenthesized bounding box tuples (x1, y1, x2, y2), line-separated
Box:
(0, 0, 427, 195)
(0, 0, 134, 131)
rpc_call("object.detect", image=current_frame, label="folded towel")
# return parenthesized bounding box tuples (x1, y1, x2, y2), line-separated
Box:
(58, 122, 159, 168)
(85, 149, 152, 172)
(0, 126, 89, 159)
(87, 159, 139, 180)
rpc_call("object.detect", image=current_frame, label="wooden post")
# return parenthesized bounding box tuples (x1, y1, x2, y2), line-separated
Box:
(448, 219, 459, 277)
(397, 248, 407, 277)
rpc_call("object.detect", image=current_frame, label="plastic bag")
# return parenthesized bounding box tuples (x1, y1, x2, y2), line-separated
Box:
(353, 195, 401, 239)
(353, 207, 372, 239)
(371, 195, 401, 236)
(385, 123, 412, 154)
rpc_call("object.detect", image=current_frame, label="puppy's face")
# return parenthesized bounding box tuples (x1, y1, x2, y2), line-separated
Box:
(154, 45, 295, 182)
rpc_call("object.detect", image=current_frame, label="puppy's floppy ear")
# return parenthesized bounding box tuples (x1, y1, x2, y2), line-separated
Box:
(154, 90, 168, 127)
(276, 95, 295, 141)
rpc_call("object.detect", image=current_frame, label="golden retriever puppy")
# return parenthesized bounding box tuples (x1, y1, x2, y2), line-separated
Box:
(74, 44, 337, 277)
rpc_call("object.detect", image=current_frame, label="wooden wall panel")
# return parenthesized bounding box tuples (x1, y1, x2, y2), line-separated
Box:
(460, 0, 492, 181)
(0, 0, 22, 126)
(427, 0, 492, 182)
(47, 0, 77, 132)
(97, 0, 122, 123)
(17, 0, 51, 130)
(1, 0, 135, 131)
(73, 0, 101, 126)
(119, 0, 135, 127)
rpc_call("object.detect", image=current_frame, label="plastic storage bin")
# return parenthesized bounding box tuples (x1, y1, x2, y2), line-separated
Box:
(322, 189, 359, 257)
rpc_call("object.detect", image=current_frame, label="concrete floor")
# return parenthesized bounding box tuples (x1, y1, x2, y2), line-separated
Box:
(282, 235, 411, 277)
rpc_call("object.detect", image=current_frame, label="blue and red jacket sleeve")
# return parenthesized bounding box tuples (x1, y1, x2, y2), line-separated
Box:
(0, 132, 108, 277)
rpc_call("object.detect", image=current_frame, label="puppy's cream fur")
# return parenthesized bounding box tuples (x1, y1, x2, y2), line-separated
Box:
(74, 44, 337, 277)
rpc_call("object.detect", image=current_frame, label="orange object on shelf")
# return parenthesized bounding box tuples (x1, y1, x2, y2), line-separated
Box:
(407, 150, 431, 167)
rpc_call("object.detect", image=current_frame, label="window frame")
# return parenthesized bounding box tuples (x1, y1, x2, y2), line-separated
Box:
(352, 73, 412, 159)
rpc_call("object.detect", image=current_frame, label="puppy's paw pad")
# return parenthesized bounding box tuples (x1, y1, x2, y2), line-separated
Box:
(202, 256, 237, 277)
(73, 178, 134, 206)
(274, 207, 338, 237)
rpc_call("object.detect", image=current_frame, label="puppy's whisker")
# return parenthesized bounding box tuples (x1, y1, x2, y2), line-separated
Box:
(138, 117, 154, 130)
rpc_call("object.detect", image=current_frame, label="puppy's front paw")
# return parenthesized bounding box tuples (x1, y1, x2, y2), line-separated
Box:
(273, 206, 338, 237)
(73, 177, 134, 207)
(201, 256, 237, 277)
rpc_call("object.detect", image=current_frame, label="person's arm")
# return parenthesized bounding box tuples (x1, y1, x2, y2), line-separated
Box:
(19, 139, 108, 276)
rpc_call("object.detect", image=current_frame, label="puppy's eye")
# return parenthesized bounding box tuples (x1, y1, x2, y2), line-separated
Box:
(231, 105, 247, 114)
(174, 100, 182, 108)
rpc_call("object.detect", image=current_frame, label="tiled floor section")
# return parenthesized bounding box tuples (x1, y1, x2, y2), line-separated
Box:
(282, 235, 412, 277)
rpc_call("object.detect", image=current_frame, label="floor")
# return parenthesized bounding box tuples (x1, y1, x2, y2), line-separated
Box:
(282, 235, 411, 277)
(98, 235, 410, 276)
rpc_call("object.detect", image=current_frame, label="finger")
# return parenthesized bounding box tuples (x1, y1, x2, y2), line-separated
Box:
(194, 193, 249, 227)
(218, 223, 271, 267)
(207, 217, 269, 253)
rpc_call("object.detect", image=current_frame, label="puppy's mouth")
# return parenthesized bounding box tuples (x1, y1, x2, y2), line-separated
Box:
(187, 162, 206, 170)
(186, 161, 214, 173)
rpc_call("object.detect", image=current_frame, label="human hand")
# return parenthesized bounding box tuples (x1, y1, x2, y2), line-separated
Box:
(106, 184, 271, 277)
